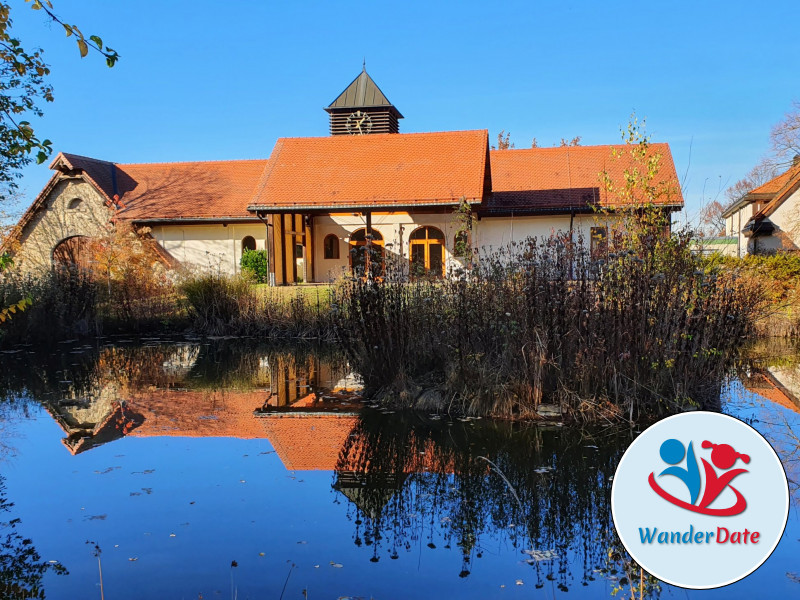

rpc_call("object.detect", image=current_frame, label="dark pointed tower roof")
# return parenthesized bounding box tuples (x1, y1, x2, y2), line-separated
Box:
(325, 67, 403, 118)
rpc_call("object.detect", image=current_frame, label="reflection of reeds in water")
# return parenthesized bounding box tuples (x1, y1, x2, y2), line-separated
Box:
(333, 411, 627, 589)
(0, 476, 68, 597)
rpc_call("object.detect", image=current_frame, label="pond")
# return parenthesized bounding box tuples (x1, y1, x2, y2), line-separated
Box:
(0, 339, 798, 599)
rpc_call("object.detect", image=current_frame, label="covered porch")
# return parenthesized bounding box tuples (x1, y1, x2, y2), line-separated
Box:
(253, 208, 463, 285)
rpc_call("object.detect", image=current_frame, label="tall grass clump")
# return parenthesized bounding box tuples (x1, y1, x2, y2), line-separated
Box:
(0, 266, 100, 344)
(334, 231, 761, 421)
(179, 272, 334, 338)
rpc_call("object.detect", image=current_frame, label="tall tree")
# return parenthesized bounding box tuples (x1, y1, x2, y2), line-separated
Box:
(0, 1, 118, 197)
(725, 100, 800, 205)
(770, 100, 800, 165)
(698, 199, 726, 236)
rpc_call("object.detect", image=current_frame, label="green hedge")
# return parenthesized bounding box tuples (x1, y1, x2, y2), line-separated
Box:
(240, 249, 269, 283)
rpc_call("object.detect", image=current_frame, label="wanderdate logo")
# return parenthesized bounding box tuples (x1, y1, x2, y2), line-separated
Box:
(648, 438, 750, 516)
(611, 412, 789, 589)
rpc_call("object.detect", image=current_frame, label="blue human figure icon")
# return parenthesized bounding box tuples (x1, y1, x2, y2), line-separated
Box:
(658, 438, 701, 505)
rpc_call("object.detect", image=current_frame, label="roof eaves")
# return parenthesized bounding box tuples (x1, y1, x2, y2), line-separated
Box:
(247, 199, 481, 213)
(2, 172, 61, 253)
(761, 168, 800, 219)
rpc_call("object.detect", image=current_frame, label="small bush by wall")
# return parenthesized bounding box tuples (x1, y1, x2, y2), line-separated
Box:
(240, 249, 269, 283)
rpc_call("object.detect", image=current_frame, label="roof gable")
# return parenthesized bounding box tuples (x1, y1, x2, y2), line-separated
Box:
(249, 130, 490, 211)
(751, 162, 800, 221)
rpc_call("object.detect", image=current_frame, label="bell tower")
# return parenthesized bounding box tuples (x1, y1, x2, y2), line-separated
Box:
(325, 65, 403, 135)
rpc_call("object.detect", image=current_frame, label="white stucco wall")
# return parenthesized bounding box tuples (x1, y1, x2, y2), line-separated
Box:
(310, 212, 618, 283)
(763, 187, 800, 252)
(150, 223, 268, 275)
(725, 204, 756, 257)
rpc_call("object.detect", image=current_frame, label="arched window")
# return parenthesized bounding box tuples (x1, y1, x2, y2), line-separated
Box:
(242, 236, 256, 252)
(409, 226, 445, 277)
(323, 234, 339, 259)
(67, 198, 83, 210)
(349, 228, 384, 278)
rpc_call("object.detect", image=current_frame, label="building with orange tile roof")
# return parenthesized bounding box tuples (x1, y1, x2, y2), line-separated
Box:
(7, 67, 683, 281)
(723, 157, 800, 256)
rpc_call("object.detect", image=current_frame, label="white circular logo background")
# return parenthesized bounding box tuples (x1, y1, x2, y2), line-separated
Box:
(611, 411, 789, 589)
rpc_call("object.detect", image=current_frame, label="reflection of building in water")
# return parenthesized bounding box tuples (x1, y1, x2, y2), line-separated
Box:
(259, 353, 360, 409)
(41, 348, 362, 462)
(160, 344, 201, 376)
(743, 367, 800, 414)
(259, 415, 359, 471)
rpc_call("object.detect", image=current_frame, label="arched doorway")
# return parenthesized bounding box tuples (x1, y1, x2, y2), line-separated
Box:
(52, 235, 92, 270)
(409, 226, 445, 277)
(349, 228, 384, 278)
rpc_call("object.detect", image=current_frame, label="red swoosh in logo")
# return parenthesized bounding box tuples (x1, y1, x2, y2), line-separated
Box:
(648, 472, 747, 516)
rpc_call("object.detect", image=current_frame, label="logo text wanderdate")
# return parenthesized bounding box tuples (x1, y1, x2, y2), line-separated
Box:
(638, 525, 760, 545)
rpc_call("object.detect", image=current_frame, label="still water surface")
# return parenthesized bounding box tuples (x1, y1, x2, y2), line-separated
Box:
(0, 339, 798, 599)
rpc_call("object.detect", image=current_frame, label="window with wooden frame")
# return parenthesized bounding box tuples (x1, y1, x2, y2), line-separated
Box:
(323, 234, 339, 259)
(409, 226, 445, 277)
(349, 228, 384, 278)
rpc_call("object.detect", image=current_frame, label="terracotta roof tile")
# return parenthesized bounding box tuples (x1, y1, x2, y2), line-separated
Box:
(249, 130, 490, 211)
(126, 390, 360, 471)
(55, 152, 117, 200)
(127, 389, 270, 439)
(486, 144, 683, 213)
(750, 162, 800, 221)
(749, 163, 800, 197)
(115, 159, 268, 221)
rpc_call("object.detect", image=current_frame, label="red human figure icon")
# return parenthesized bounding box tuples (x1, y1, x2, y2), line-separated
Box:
(698, 441, 750, 511)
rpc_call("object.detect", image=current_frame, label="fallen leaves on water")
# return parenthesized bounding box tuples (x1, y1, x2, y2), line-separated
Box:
(94, 467, 120, 475)
(522, 549, 558, 562)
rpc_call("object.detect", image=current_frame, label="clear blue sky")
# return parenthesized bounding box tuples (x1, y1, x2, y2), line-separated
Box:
(8, 0, 799, 223)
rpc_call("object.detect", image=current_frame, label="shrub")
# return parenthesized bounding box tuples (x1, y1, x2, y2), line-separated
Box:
(240, 249, 269, 283)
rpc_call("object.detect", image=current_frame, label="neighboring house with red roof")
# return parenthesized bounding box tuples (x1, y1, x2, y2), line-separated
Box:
(723, 157, 800, 256)
(6, 67, 684, 282)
